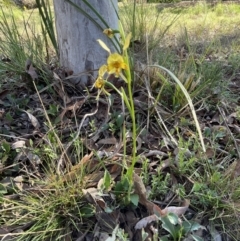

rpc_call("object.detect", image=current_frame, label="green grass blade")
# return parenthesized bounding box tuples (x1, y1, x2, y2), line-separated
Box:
(149, 65, 206, 152)
(36, 0, 58, 55)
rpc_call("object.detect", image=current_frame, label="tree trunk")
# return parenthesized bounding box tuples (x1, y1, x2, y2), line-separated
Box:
(53, 0, 119, 89)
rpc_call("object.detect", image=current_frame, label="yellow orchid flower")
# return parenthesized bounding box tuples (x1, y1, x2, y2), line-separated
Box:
(103, 28, 114, 38)
(94, 76, 105, 89)
(107, 53, 127, 77)
(94, 65, 108, 89)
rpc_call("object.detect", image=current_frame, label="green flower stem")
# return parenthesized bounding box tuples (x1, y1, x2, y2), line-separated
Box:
(119, 25, 137, 200)
(106, 70, 137, 203)
(123, 72, 137, 165)
(123, 52, 137, 201)
(123, 84, 137, 187)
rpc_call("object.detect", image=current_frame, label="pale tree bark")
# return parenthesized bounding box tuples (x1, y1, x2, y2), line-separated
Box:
(53, 0, 118, 89)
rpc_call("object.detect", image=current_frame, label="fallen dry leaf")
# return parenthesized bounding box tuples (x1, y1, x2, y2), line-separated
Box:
(133, 173, 148, 206)
(22, 110, 40, 129)
(135, 199, 190, 230)
(133, 173, 165, 215)
(205, 147, 215, 159)
(97, 137, 117, 145)
(13, 175, 24, 191)
(134, 215, 157, 230)
(82, 187, 105, 206)
(26, 61, 38, 81)
(160, 199, 190, 216)
(53, 72, 71, 103)
(144, 150, 168, 158)
(11, 140, 26, 149)
(226, 112, 237, 124)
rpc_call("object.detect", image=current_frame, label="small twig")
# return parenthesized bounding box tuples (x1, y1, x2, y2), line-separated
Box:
(57, 99, 99, 174)
(0, 163, 20, 172)
(217, 105, 240, 159)
(0, 134, 28, 140)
